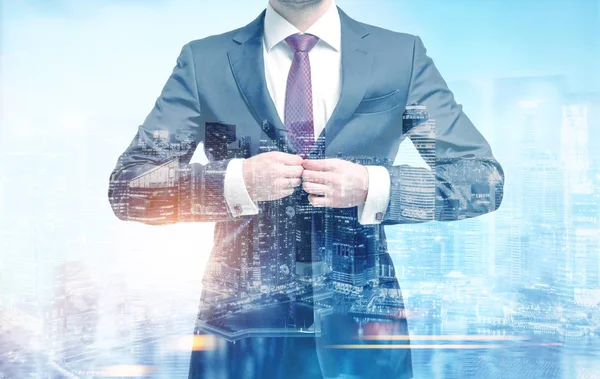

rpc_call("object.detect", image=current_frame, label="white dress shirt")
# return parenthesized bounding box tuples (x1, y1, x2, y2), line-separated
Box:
(224, 0, 391, 224)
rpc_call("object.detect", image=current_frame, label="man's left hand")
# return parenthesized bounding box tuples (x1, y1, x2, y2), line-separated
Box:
(301, 158, 369, 208)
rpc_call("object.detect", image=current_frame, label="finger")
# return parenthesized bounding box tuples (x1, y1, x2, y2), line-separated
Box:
(275, 177, 302, 189)
(302, 158, 340, 171)
(289, 178, 302, 188)
(268, 188, 294, 200)
(308, 194, 331, 207)
(281, 165, 304, 178)
(302, 170, 329, 184)
(279, 188, 295, 198)
(273, 152, 304, 166)
(302, 159, 330, 171)
(302, 182, 330, 196)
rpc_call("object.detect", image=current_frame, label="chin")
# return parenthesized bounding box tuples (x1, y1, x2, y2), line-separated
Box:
(276, 0, 324, 8)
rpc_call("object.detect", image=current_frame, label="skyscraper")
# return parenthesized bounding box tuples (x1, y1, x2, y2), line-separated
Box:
(330, 212, 376, 293)
(204, 122, 236, 161)
(570, 193, 599, 290)
(561, 103, 592, 194)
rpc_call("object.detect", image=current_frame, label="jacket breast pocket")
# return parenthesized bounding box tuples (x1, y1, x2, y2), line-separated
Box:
(354, 89, 403, 115)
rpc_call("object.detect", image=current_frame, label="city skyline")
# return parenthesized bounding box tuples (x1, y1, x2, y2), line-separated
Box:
(3, 80, 599, 377)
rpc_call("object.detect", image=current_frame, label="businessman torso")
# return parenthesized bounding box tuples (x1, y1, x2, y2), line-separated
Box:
(190, 5, 412, 328)
(109, 3, 503, 378)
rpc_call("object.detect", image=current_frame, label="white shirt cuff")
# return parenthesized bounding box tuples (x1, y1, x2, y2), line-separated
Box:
(357, 166, 391, 225)
(224, 158, 259, 217)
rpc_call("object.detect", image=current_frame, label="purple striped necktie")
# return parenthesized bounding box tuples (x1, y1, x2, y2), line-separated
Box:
(284, 33, 320, 158)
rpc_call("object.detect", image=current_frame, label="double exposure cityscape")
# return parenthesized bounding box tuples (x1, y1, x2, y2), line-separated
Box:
(3, 77, 600, 377)
(2, 1, 599, 378)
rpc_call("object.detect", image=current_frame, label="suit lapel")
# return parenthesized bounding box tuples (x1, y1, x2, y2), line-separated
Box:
(228, 8, 373, 156)
(310, 7, 373, 156)
(228, 11, 297, 154)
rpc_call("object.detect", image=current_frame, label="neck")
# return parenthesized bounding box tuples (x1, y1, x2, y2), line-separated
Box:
(269, 0, 332, 32)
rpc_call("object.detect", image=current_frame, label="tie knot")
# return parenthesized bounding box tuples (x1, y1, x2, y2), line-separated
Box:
(285, 33, 319, 53)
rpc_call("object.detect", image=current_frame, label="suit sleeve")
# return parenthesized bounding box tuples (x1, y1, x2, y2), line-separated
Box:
(381, 36, 505, 225)
(108, 43, 240, 225)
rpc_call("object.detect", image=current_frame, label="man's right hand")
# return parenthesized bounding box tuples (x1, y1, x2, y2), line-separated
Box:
(242, 152, 304, 202)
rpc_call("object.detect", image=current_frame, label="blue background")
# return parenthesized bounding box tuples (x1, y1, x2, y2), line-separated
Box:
(1, 1, 599, 378)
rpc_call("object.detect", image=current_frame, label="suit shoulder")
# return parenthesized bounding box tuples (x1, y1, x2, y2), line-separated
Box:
(182, 27, 241, 54)
(357, 21, 417, 46)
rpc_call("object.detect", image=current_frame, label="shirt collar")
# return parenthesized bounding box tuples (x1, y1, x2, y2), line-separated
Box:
(264, 0, 341, 52)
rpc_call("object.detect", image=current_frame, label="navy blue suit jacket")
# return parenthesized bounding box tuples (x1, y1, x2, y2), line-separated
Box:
(109, 6, 504, 377)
